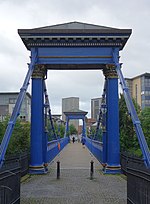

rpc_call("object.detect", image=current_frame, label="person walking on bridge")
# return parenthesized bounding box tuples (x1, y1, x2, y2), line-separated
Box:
(72, 136, 75, 143)
(81, 137, 85, 148)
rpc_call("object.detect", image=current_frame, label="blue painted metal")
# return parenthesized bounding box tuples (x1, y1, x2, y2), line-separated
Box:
(101, 83, 107, 166)
(113, 50, 150, 168)
(102, 131, 107, 166)
(92, 80, 107, 167)
(37, 47, 114, 65)
(95, 80, 106, 140)
(43, 83, 49, 169)
(85, 137, 103, 163)
(47, 138, 69, 163)
(104, 76, 121, 174)
(43, 132, 48, 172)
(44, 82, 57, 140)
(65, 116, 69, 137)
(30, 77, 45, 174)
(0, 49, 38, 168)
(17, 22, 132, 175)
(82, 118, 86, 137)
(43, 81, 58, 170)
(64, 111, 87, 138)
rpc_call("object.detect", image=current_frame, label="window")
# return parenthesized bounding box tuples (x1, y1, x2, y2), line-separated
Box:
(135, 84, 138, 103)
(94, 100, 99, 106)
(9, 98, 16, 104)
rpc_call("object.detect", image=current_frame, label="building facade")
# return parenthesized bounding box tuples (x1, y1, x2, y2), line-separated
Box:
(0, 92, 31, 122)
(62, 97, 79, 130)
(126, 73, 150, 109)
(91, 98, 102, 120)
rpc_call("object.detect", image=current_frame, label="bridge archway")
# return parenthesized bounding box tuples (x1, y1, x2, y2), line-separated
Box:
(63, 109, 88, 138)
(3, 22, 149, 175)
(18, 21, 131, 174)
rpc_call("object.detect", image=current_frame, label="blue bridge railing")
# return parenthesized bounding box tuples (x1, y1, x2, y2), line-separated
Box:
(47, 137, 69, 163)
(85, 137, 103, 163)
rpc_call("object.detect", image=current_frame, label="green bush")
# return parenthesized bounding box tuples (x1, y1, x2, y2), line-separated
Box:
(0, 117, 30, 156)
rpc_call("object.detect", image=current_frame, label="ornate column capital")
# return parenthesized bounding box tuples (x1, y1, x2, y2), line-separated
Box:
(32, 64, 47, 79)
(103, 64, 118, 78)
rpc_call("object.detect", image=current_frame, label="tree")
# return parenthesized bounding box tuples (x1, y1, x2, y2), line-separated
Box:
(139, 107, 150, 148)
(59, 124, 65, 138)
(69, 124, 77, 135)
(0, 117, 30, 156)
(119, 94, 141, 155)
(47, 121, 65, 140)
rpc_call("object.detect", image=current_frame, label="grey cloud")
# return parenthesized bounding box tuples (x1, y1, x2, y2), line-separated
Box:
(46, 70, 104, 114)
(0, 0, 150, 115)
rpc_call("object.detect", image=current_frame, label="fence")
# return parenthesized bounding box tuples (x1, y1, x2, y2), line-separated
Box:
(121, 152, 150, 204)
(0, 160, 20, 204)
(47, 137, 69, 163)
(85, 137, 103, 163)
(0, 152, 29, 204)
(3, 152, 29, 177)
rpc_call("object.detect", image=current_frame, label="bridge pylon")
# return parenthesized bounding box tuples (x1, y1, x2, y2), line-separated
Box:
(1, 21, 142, 175)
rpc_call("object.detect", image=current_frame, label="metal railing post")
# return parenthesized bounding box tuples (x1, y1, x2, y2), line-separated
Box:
(57, 161, 60, 179)
(90, 160, 94, 180)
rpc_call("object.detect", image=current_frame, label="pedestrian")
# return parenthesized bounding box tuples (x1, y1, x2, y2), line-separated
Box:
(81, 137, 85, 148)
(72, 136, 75, 143)
(78, 137, 80, 143)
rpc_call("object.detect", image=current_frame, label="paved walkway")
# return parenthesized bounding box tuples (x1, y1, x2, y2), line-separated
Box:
(21, 142, 127, 204)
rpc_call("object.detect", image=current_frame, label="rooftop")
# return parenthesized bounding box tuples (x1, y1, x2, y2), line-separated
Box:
(18, 21, 131, 34)
(125, 72, 150, 80)
(0, 92, 31, 98)
(63, 108, 88, 116)
(18, 21, 132, 51)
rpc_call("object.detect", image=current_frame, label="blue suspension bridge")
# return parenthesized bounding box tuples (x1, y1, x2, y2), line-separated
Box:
(0, 21, 150, 177)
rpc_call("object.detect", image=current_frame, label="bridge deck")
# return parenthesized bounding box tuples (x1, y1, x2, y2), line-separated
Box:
(21, 142, 127, 204)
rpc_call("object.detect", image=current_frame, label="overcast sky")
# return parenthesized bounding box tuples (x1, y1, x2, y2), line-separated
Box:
(0, 0, 150, 117)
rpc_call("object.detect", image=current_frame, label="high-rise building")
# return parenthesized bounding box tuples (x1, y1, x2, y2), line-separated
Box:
(62, 97, 79, 130)
(0, 92, 31, 122)
(126, 73, 150, 109)
(91, 98, 102, 120)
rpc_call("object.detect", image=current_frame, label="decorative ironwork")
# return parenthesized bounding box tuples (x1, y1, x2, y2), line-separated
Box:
(32, 64, 47, 79)
(103, 64, 118, 78)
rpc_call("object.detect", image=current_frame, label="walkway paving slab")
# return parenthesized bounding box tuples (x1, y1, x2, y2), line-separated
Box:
(21, 142, 127, 204)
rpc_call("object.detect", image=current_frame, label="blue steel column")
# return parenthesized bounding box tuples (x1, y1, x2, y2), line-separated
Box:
(82, 117, 86, 137)
(103, 66, 121, 174)
(43, 90, 48, 172)
(65, 116, 69, 137)
(101, 103, 107, 167)
(30, 65, 46, 174)
(43, 102, 48, 171)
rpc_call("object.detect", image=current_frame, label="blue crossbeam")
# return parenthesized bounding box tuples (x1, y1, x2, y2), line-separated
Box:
(113, 52, 150, 168)
(0, 50, 37, 168)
